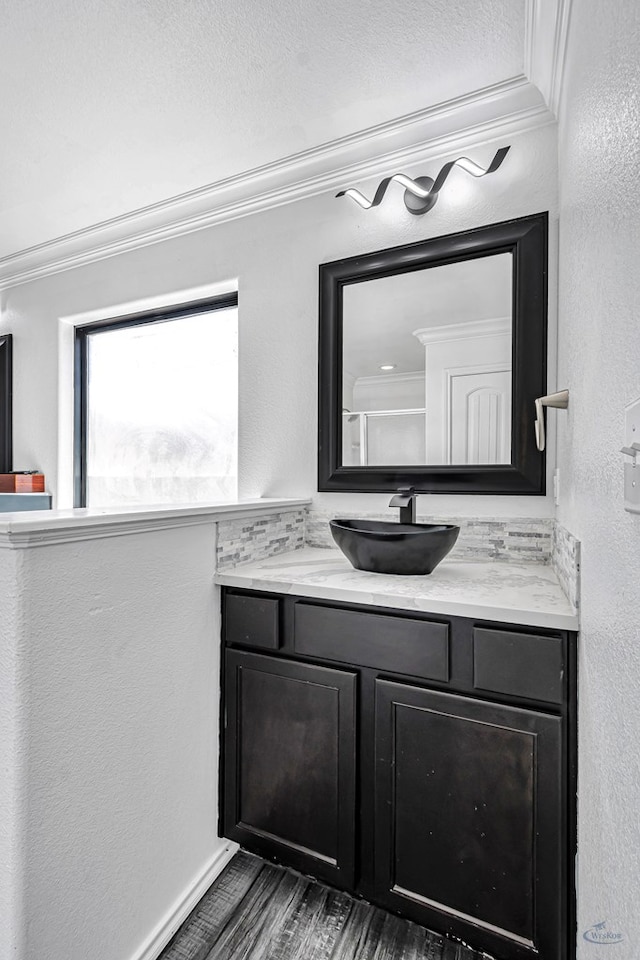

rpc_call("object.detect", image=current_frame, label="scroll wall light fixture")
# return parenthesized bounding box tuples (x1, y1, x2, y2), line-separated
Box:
(336, 145, 511, 215)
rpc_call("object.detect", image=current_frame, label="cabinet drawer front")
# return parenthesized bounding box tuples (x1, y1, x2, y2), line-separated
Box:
(225, 592, 280, 650)
(473, 628, 563, 704)
(294, 602, 449, 681)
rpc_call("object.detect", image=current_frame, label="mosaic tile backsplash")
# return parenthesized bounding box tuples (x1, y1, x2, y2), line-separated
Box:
(552, 522, 581, 609)
(306, 512, 554, 563)
(216, 509, 306, 570)
(216, 506, 580, 610)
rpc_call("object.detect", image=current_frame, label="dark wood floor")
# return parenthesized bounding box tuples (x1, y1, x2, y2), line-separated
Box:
(159, 851, 486, 960)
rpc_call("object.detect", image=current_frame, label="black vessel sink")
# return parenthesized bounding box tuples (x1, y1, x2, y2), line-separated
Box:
(330, 519, 460, 576)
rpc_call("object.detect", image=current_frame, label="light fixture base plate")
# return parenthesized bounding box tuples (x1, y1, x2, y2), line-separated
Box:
(403, 177, 437, 215)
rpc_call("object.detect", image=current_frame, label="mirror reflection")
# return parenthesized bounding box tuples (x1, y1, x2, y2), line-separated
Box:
(341, 253, 513, 467)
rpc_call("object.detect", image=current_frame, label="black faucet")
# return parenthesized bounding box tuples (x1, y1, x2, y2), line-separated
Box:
(389, 487, 417, 524)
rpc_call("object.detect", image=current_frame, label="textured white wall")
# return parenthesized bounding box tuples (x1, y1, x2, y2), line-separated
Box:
(557, 0, 640, 953)
(2, 124, 558, 520)
(0, 0, 526, 256)
(0, 549, 25, 959)
(3, 522, 227, 960)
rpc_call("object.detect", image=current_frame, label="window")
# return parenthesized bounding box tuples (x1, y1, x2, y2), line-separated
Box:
(74, 295, 238, 509)
(0, 334, 12, 473)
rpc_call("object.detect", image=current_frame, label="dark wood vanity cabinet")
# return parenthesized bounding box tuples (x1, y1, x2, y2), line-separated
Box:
(221, 588, 576, 960)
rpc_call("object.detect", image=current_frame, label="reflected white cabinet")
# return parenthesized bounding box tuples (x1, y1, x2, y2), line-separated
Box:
(416, 318, 512, 465)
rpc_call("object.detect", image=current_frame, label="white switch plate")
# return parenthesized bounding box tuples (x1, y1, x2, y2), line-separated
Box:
(625, 396, 640, 445)
(624, 463, 640, 513)
(624, 397, 640, 513)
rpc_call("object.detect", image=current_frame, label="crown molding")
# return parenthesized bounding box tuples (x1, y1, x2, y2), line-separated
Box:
(0, 76, 554, 292)
(354, 370, 425, 387)
(525, 0, 574, 117)
(414, 316, 511, 345)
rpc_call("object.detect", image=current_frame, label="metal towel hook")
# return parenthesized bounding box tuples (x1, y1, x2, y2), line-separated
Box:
(534, 390, 569, 452)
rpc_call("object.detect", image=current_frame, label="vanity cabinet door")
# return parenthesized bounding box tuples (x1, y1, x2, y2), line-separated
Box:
(223, 649, 357, 888)
(374, 680, 564, 960)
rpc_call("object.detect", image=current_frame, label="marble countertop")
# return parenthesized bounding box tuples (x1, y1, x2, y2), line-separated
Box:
(215, 547, 578, 630)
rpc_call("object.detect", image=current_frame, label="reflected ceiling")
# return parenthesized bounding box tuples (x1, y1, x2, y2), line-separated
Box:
(343, 254, 513, 379)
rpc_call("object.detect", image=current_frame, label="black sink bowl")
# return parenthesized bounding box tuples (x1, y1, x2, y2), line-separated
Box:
(330, 519, 460, 576)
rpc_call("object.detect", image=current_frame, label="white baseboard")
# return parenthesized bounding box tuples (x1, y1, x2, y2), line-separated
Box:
(131, 840, 240, 960)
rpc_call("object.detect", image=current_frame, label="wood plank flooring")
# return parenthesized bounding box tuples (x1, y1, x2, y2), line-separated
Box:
(159, 852, 485, 960)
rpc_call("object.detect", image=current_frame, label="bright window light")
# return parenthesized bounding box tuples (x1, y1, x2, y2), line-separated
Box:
(80, 302, 238, 508)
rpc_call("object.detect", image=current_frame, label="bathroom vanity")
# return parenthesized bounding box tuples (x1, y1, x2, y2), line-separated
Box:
(217, 549, 577, 960)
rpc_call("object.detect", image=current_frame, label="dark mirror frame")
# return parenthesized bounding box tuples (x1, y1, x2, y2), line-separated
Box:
(318, 212, 548, 495)
(0, 334, 12, 473)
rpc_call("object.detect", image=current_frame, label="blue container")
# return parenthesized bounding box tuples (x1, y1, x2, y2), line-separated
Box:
(0, 493, 52, 513)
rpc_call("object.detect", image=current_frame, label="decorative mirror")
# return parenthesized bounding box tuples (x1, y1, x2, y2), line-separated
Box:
(318, 213, 547, 494)
(0, 334, 12, 473)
